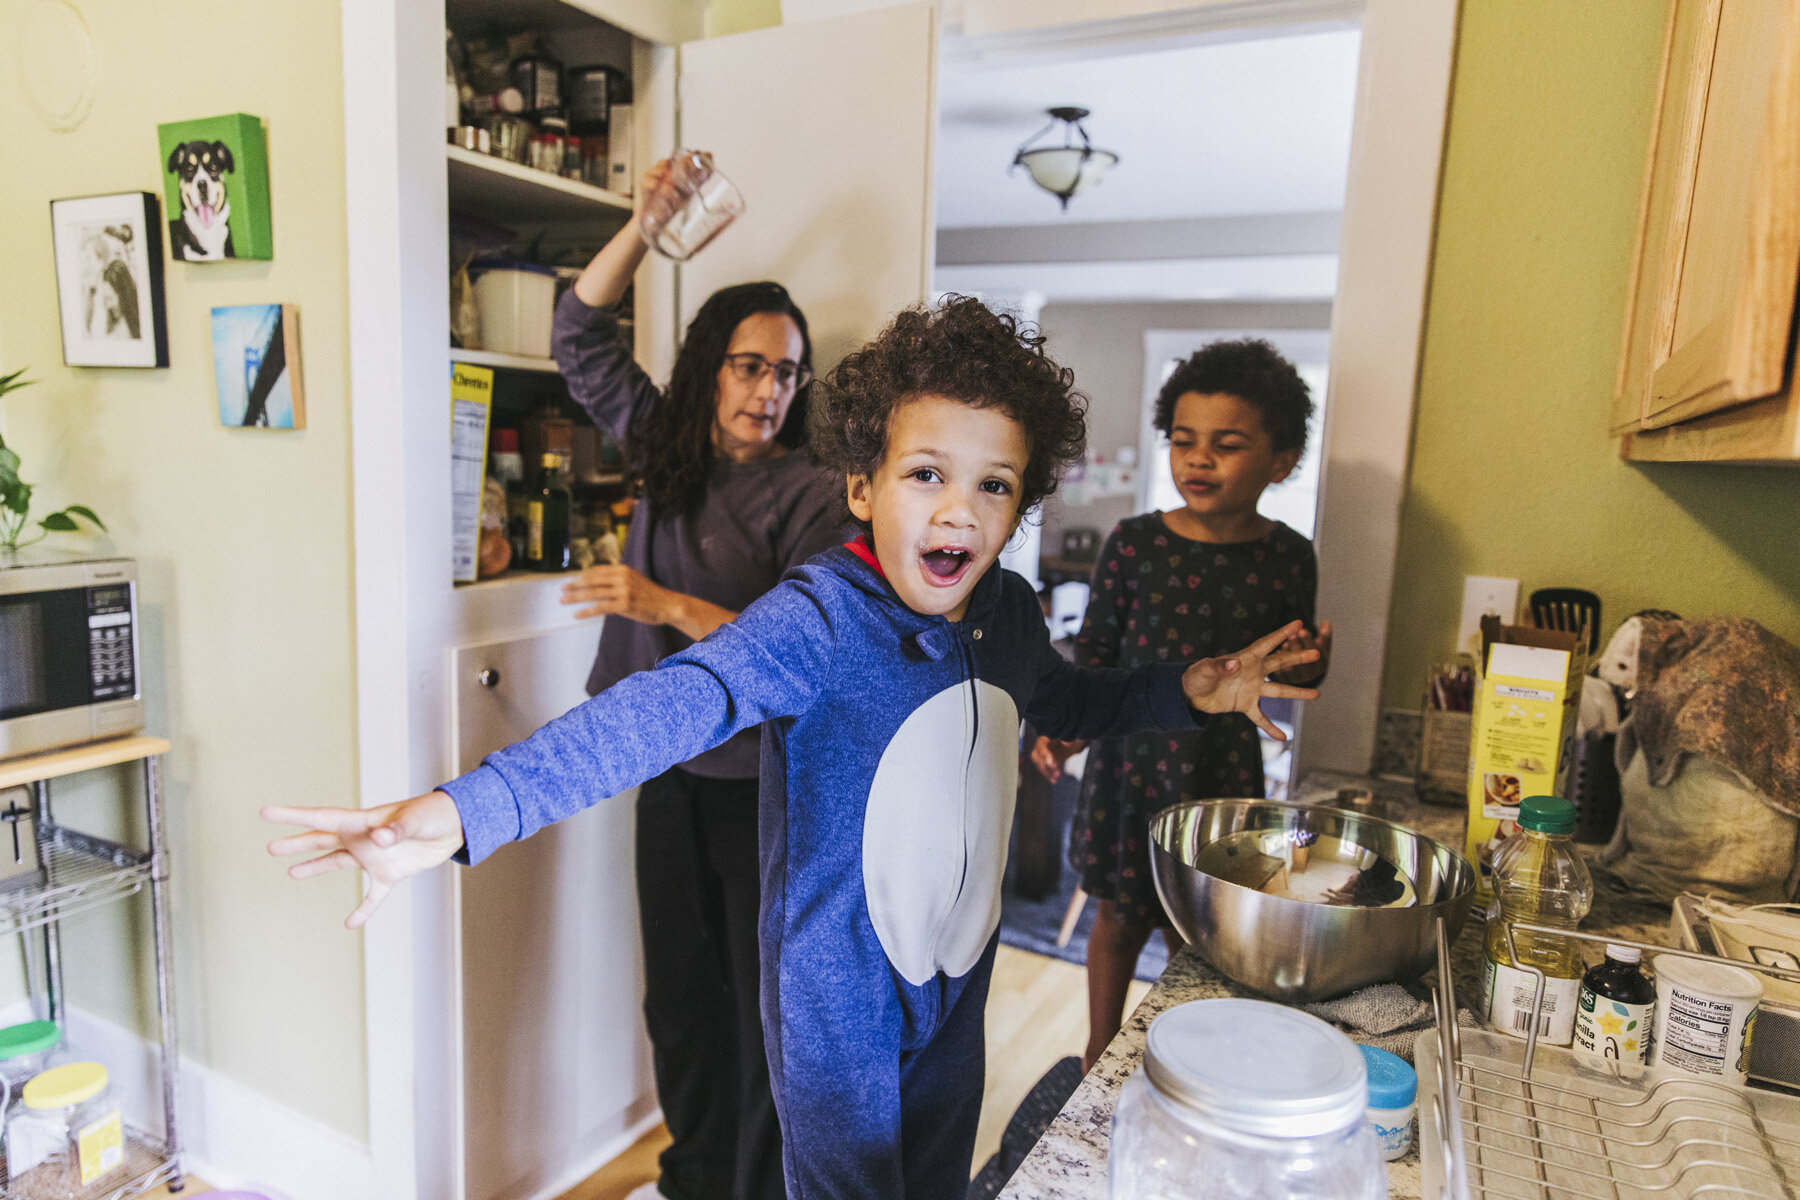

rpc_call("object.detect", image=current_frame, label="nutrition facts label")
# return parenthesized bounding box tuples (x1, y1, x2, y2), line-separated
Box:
(1659, 987, 1742, 1075)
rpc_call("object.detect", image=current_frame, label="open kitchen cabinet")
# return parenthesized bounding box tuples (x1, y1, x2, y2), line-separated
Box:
(1613, 0, 1800, 463)
(342, 3, 937, 1198)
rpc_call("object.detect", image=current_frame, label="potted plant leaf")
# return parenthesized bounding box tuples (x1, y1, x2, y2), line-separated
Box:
(0, 370, 107, 553)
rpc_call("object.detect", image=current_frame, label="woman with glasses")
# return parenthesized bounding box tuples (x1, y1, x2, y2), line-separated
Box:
(552, 161, 840, 1200)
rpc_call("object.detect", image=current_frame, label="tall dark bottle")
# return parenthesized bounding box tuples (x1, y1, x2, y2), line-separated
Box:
(525, 452, 571, 572)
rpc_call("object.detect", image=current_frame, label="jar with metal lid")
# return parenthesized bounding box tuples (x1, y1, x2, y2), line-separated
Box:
(6, 1062, 124, 1195)
(1109, 999, 1383, 1200)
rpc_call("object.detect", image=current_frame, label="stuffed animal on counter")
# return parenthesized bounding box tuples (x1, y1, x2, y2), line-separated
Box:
(1602, 615, 1800, 903)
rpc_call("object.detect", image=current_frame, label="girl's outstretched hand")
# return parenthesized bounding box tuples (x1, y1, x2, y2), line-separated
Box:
(1180, 619, 1322, 740)
(263, 791, 466, 929)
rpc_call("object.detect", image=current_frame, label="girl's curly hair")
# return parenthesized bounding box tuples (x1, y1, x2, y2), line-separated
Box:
(628, 281, 813, 515)
(808, 296, 1086, 522)
(1153, 338, 1313, 456)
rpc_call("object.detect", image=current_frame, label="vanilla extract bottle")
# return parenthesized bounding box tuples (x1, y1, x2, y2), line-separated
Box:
(1573, 944, 1655, 1065)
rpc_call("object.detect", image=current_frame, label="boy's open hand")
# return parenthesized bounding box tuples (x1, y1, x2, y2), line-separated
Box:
(263, 791, 466, 930)
(1181, 619, 1322, 740)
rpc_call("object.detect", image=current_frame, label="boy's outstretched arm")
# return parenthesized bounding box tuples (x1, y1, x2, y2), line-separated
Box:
(263, 572, 836, 927)
(1181, 619, 1321, 740)
(263, 791, 466, 929)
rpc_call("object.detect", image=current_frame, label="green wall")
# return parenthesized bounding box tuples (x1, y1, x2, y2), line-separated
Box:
(0, 0, 366, 1138)
(1381, 0, 1800, 710)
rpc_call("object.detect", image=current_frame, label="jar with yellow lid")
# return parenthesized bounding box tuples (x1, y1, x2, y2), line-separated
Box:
(5, 1062, 124, 1195)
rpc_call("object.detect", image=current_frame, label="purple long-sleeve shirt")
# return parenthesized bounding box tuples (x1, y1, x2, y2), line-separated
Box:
(551, 288, 844, 778)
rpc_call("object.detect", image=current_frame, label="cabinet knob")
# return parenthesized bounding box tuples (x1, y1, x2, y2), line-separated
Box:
(478, 668, 501, 689)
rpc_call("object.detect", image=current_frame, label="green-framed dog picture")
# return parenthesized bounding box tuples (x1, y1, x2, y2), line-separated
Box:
(156, 113, 273, 262)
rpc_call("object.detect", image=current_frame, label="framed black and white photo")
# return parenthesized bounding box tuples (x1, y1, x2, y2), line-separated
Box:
(50, 192, 170, 368)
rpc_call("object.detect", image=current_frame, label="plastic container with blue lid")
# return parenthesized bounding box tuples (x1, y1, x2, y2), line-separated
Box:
(1357, 1044, 1417, 1161)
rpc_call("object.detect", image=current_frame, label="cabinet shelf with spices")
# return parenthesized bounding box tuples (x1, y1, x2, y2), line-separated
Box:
(0, 736, 182, 1200)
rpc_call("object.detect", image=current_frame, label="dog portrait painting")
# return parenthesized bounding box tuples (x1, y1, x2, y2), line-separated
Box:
(50, 192, 170, 368)
(156, 114, 273, 262)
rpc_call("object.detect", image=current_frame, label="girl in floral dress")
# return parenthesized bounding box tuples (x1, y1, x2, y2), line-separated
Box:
(1033, 338, 1331, 1068)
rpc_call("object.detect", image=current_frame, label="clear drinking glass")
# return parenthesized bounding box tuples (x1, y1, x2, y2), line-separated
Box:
(637, 150, 745, 261)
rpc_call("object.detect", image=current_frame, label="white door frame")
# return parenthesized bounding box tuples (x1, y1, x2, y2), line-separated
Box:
(948, 0, 1456, 776)
(1296, 0, 1456, 775)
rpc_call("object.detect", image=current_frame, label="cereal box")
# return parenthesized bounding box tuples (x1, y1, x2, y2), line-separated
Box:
(1465, 617, 1589, 896)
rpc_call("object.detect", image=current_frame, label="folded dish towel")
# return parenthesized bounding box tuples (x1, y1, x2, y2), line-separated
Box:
(1627, 618, 1800, 815)
(1306, 983, 1435, 1062)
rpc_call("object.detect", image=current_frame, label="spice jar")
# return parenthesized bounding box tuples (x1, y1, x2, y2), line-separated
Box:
(534, 115, 569, 176)
(1109, 999, 1383, 1200)
(7, 1062, 124, 1194)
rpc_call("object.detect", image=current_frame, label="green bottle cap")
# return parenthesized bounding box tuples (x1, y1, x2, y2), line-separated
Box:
(0, 1020, 59, 1060)
(1518, 794, 1576, 834)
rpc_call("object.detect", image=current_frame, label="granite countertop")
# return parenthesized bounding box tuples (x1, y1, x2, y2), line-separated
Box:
(994, 771, 1673, 1200)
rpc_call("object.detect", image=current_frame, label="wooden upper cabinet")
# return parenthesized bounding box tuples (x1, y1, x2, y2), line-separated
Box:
(1614, 0, 1800, 462)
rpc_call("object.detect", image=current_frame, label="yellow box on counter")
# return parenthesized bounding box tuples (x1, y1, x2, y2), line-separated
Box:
(1465, 617, 1589, 896)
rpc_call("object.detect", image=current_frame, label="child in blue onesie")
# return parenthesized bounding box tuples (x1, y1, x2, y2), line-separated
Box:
(264, 298, 1321, 1200)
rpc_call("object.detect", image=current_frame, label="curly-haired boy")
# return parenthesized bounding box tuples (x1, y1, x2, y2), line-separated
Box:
(265, 298, 1319, 1200)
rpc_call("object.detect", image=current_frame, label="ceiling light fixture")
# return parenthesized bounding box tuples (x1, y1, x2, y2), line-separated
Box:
(1011, 106, 1119, 211)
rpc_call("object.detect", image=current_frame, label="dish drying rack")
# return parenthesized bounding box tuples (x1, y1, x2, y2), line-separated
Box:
(1421, 917, 1800, 1200)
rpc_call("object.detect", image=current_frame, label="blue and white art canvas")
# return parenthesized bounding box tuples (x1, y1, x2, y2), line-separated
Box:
(211, 303, 303, 428)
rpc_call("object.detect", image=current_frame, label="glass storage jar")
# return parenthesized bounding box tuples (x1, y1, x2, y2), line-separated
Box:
(7, 1062, 124, 1196)
(1109, 999, 1384, 1200)
(0, 1020, 61, 1097)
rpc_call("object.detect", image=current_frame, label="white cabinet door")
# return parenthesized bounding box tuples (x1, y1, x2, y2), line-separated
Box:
(676, 4, 938, 371)
(452, 625, 652, 1200)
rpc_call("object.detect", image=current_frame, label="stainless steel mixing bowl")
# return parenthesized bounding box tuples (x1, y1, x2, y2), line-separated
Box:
(1150, 799, 1476, 1002)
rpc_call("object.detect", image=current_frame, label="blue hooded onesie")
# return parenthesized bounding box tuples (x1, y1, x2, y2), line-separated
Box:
(442, 542, 1202, 1200)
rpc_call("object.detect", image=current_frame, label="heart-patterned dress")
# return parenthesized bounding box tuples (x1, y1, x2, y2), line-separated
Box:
(1069, 511, 1318, 925)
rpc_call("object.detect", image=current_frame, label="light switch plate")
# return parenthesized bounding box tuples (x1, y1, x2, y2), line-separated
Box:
(1458, 575, 1520, 659)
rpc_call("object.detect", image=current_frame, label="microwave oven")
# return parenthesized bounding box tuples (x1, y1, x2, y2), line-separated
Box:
(0, 551, 143, 761)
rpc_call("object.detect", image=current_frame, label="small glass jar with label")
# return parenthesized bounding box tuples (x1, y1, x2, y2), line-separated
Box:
(6, 1062, 125, 1196)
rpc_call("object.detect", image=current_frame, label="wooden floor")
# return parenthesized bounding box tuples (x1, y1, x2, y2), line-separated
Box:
(557, 944, 1147, 1200)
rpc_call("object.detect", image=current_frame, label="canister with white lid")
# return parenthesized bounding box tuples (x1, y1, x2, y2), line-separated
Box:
(1356, 1044, 1417, 1161)
(1649, 954, 1761, 1086)
(6, 1061, 124, 1193)
(1109, 998, 1384, 1200)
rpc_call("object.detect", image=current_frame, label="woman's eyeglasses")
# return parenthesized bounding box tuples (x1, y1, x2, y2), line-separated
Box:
(722, 352, 813, 391)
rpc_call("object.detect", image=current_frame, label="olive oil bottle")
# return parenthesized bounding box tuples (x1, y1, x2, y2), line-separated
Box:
(1480, 795, 1593, 1045)
(525, 452, 570, 572)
